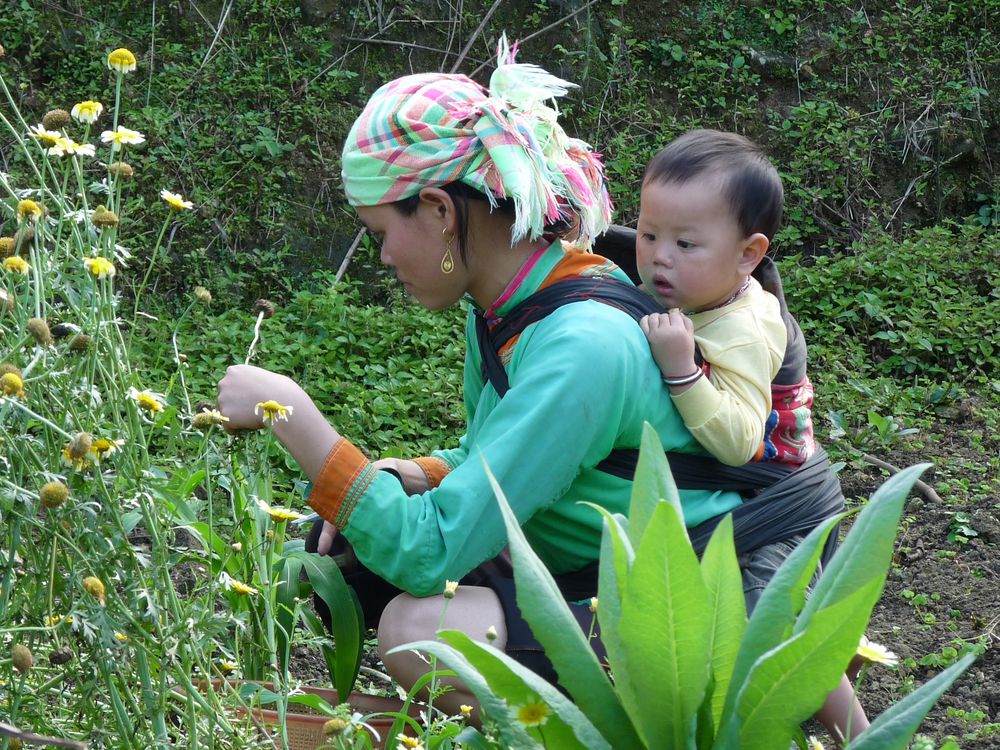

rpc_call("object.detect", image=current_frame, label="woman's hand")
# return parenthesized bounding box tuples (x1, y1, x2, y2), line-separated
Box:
(217, 364, 303, 431)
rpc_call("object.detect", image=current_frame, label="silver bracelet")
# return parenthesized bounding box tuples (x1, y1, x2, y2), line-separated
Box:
(662, 370, 703, 387)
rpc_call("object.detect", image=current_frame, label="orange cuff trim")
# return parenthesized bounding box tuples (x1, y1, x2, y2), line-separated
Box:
(307, 439, 376, 530)
(413, 456, 453, 489)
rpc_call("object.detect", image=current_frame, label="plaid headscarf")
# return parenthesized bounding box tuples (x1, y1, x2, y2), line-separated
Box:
(341, 37, 613, 245)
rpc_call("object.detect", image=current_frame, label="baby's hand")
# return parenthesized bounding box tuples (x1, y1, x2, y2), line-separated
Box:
(639, 309, 697, 379)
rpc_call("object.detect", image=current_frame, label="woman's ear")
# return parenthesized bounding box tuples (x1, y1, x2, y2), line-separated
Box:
(738, 233, 770, 274)
(418, 187, 457, 233)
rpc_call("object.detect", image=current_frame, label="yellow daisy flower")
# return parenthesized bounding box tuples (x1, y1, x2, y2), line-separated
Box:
(62, 446, 92, 471)
(17, 199, 42, 223)
(856, 636, 899, 667)
(160, 189, 194, 211)
(515, 699, 550, 728)
(3, 257, 30, 275)
(107, 48, 137, 73)
(257, 499, 305, 522)
(90, 437, 124, 461)
(396, 736, 424, 750)
(459, 705, 473, 717)
(0, 371, 26, 398)
(30, 124, 62, 146)
(228, 579, 258, 596)
(101, 126, 145, 151)
(50, 139, 96, 158)
(254, 400, 293, 425)
(113, 631, 128, 642)
(82, 575, 106, 604)
(83, 256, 116, 280)
(71, 100, 103, 124)
(191, 409, 229, 430)
(128, 387, 165, 414)
(219, 659, 238, 674)
(45, 614, 64, 627)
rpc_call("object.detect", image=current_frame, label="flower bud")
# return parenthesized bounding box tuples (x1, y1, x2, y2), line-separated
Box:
(443, 580, 458, 599)
(42, 108, 71, 130)
(26, 317, 53, 346)
(0, 237, 14, 258)
(12, 643, 33, 674)
(91, 205, 120, 230)
(108, 161, 135, 179)
(68, 334, 92, 351)
(68, 432, 93, 460)
(40, 480, 69, 509)
(13, 226, 35, 253)
(323, 718, 348, 736)
(486, 625, 498, 642)
(253, 298, 275, 318)
(193, 286, 212, 305)
(82, 575, 106, 603)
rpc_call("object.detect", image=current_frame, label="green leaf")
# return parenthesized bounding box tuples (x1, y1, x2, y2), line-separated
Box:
(699, 514, 746, 727)
(628, 422, 683, 546)
(734, 581, 883, 749)
(798, 464, 929, 626)
(849, 653, 977, 750)
(483, 458, 643, 749)
(274, 557, 304, 673)
(618, 500, 711, 747)
(718, 515, 840, 734)
(287, 550, 362, 699)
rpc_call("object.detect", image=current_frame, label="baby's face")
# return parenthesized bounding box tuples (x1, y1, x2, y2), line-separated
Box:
(635, 177, 751, 312)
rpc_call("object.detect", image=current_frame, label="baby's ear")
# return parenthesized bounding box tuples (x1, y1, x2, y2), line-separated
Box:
(738, 233, 770, 274)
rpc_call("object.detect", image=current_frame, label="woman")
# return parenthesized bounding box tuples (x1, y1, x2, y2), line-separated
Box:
(217, 43, 742, 712)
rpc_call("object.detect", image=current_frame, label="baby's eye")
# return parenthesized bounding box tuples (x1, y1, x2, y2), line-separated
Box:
(640, 232, 656, 242)
(677, 239, 695, 250)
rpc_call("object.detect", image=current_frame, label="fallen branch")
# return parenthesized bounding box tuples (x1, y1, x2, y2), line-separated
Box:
(858, 451, 943, 504)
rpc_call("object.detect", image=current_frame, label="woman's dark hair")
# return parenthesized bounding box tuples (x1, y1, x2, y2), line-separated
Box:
(394, 182, 573, 265)
(643, 129, 784, 240)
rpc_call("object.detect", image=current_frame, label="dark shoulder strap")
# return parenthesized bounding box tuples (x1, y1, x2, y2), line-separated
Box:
(477, 275, 663, 397)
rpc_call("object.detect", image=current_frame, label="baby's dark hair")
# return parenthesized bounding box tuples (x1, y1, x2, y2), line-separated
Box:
(643, 129, 784, 240)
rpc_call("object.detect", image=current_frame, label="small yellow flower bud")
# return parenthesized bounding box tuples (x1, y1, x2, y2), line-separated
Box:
(323, 718, 348, 736)
(107, 48, 138, 74)
(82, 575, 106, 603)
(443, 580, 458, 599)
(26, 317, 53, 346)
(0, 237, 14, 258)
(589, 597, 598, 614)
(193, 286, 212, 305)
(12, 643, 33, 674)
(231, 542, 242, 552)
(253, 298, 276, 318)
(40, 480, 69, 509)
(0, 363, 22, 379)
(486, 625, 498, 642)
(91, 205, 120, 230)
(460, 704, 473, 716)
(108, 161, 135, 179)
(42, 108, 71, 130)
(0, 371, 25, 398)
(191, 409, 228, 430)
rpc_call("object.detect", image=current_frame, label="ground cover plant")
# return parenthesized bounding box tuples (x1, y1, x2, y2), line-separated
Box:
(1, 1, 998, 748)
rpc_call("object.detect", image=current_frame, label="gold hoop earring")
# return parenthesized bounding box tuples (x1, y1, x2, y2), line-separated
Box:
(441, 232, 455, 275)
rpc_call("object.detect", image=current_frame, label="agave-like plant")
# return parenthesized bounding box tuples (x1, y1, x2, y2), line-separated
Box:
(400, 424, 975, 749)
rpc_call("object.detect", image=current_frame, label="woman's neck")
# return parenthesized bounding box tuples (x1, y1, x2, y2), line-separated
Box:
(464, 204, 551, 310)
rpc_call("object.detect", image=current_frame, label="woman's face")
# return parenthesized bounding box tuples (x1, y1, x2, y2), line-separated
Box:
(355, 201, 468, 311)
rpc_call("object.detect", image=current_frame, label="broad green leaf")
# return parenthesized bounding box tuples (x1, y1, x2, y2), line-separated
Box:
(591, 505, 637, 721)
(798, 464, 928, 626)
(274, 557, 304, 673)
(287, 550, 362, 700)
(629, 422, 683, 546)
(849, 653, 977, 750)
(699, 514, 746, 726)
(483, 460, 643, 748)
(734, 581, 882, 750)
(716, 515, 840, 742)
(619, 500, 711, 748)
